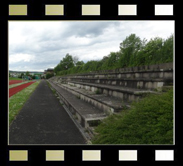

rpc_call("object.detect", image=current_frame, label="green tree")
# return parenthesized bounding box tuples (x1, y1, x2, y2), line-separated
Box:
(161, 34, 173, 62)
(26, 71, 30, 76)
(60, 53, 74, 70)
(18, 73, 25, 78)
(73, 56, 79, 66)
(53, 33, 173, 76)
(32, 75, 36, 79)
(54, 64, 61, 73)
(142, 37, 163, 64)
(76, 61, 84, 66)
(119, 34, 143, 67)
(101, 52, 120, 70)
(46, 73, 54, 79)
(54, 53, 75, 74)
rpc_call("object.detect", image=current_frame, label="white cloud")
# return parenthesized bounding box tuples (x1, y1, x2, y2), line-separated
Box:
(9, 53, 35, 64)
(8, 21, 174, 71)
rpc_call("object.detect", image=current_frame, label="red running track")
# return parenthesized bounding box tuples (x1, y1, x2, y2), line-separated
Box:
(9, 81, 36, 98)
(9, 80, 25, 85)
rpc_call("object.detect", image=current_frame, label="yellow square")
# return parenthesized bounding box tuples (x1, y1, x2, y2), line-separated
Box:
(118, 5, 137, 15)
(46, 150, 64, 161)
(45, 5, 64, 15)
(119, 150, 137, 161)
(82, 5, 100, 15)
(82, 150, 101, 161)
(9, 5, 27, 15)
(9, 150, 28, 161)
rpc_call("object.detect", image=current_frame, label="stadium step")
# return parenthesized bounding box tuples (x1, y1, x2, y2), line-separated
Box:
(65, 81, 158, 102)
(61, 77, 173, 90)
(48, 80, 107, 129)
(48, 62, 173, 130)
(55, 81, 131, 114)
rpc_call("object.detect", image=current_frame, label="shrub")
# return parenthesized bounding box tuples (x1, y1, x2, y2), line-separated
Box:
(46, 73, 54, 79)
(92, 88, 173, 144)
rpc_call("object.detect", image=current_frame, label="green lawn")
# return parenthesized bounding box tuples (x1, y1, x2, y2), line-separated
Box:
(9, 80, 40, 125)
(9, 77, 22, 80)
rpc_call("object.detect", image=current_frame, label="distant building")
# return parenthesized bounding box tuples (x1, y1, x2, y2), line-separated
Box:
(44, 68, 54, 75)
(45, 68, 54, 74)
(9, 70, 44, 78)
(43, 68, 55, 78)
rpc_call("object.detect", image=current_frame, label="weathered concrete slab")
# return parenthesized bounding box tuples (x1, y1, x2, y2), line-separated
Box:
(64, 81, 157, 102)
(57, 82, 129, 113)
(49, 81, 107, 128)
(63, 77, 173, 90)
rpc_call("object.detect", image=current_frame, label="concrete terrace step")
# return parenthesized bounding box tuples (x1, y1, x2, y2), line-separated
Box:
(61, 77, 173, 90)
(65, 81, 158, 102)
(55, 82, 130, 114)
(74, 62, 173, 74)
(59, 68, 173, 80)
(48, 81, 107, 129)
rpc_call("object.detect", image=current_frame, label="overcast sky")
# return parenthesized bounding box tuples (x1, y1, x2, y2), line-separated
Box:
(9, 21, 174, 72)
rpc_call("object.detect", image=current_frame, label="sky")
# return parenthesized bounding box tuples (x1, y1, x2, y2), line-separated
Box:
(9, 21, 174, 72)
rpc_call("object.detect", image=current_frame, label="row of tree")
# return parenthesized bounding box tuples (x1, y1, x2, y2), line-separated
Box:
(54, 34, 173, 76)
(18, 72, 44, 79)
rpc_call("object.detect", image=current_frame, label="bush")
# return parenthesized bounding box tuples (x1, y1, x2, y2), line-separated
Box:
(91, 88, 173, 144)
(46, 73, 54, 79)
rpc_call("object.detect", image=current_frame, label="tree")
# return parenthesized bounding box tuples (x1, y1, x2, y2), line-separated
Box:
(18, 72, 25, 78)
(32, 75, 36, 79)
(101, 52, 119, 70)
(53, 33, 173, 75)
(161, 34, 173, 63)
(76, 61, 84, 66)
(119, 34, 143, 67)
(73, 56, 79, 66)
(46, 73, 54, 79)
(82, 60, 100, 72)
(26, 71, 30, 76)
(60, 53, 74, 70)
(142, 37, 163, 64)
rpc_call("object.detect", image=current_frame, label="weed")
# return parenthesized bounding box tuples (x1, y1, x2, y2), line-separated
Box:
(47, 81, 57, 95)
(73, 115, 78, 120)
(89, 120, 101, 127)
(121, 101, 128, 110)
(84, 129, 89, 133)
(76, 95, 81, 99)
(137, 85, 141, 89)
(95, 89, 102, 94)
(60, 102, 64, 106)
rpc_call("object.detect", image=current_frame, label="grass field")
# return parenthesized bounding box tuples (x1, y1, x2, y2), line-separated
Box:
(9, 80, 41, 125)
(9, 77, 22, 80)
